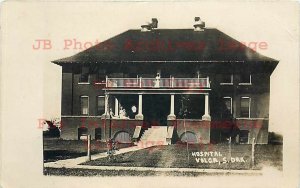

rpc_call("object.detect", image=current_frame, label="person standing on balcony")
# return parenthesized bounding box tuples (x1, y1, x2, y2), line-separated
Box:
(154, 73, 160, 87)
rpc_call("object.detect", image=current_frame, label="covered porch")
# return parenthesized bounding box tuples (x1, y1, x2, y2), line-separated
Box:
(101, 89, 212, 144)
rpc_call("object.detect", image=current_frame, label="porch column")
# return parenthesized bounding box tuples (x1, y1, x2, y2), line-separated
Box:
(135, 94, 144, 120)
(202, 93, 211, 121)
(102, 94, 110, 118)
(114, 97, 119, 117)
(167, 94, 176, 120)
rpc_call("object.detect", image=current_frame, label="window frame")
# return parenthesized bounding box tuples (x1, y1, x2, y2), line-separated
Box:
(220, 74, 233, 85)
(223, 96, 233, 114)
(240, 96, 251, 118)
(80, 95, 89, 115)
(239, 74, 252, 85)
(78, 66, 90, 84)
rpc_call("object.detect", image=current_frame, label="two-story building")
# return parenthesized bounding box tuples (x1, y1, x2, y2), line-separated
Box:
(52, 18, 278, 145)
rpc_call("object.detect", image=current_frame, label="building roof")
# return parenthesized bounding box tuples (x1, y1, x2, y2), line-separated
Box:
(53, 28, 278, 64)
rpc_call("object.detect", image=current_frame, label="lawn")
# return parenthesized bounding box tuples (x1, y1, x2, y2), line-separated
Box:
(82, 144, 282, 170)
(43, 138, 133, 162)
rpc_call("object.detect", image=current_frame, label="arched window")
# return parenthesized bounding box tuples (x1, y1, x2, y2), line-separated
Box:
(180, 131, 198, 143)
(114, 131, 131, 143)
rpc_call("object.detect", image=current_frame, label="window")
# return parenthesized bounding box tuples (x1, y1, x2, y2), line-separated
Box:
(95, 128, 102, 140)
(239, 74, 251, 85)
(180, 132, 198, 143)
(239, 130, 249, 144)
(223, 97, 232, 114)
(78, 127, 88, 140)
(97, 69, 106, 83)
(220, 74, 233, 85)
(80, 96, 89, 115)
(79, 66, 89, 83)
(97, 96, 105, 115)
(240, 97, 250, 118)
(114, 131, 131, 143)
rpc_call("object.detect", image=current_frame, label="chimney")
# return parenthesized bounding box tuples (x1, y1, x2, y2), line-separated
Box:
(141, 18, 158, 32)
(193, 17, 205, 31)
(151, 18, 158, 28)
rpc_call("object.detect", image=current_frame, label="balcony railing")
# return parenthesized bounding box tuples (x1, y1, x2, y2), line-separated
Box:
(106, 77, 210, 89)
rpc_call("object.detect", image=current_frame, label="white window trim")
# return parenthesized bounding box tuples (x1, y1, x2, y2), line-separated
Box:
(223, 96, 233, 114)
(220, 74, 233, 85)
(247, 131, 250, 144)
(80, 96, 89, 115)
(241, 96, 251, 119)
(238, 74, 252, 85)
(78, 82, 90, 85)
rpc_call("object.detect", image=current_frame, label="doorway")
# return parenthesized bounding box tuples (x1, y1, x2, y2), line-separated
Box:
(143, 95, 170, 126)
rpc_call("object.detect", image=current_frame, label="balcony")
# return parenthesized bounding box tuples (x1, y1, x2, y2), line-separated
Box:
(105, 77, 210, 89)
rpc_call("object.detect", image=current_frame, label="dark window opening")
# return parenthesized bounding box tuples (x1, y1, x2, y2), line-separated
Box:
(95, 128, 102, 140)
(97, 69, 106, 83)
(240, 74, 251, 83)
(239, 130, 249, 144)
(221, 74, 232, 84)
(97, 96, 105, 115)
(79, 66, 89, 83)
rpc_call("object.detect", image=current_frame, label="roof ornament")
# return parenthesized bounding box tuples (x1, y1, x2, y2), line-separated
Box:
(141, 18, 158, 32)
(194, 17, 205, 31)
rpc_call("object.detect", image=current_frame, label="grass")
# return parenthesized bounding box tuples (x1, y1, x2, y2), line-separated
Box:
(255, 144, 283, 171)
(43, 138, 133, 162)
(44, 141, 282, 176)
(81, 144, 258, 170)
(81, 144, 282, 170)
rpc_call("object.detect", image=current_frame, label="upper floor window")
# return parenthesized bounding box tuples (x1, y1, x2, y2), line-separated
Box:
(240, 97, 250, 118)
(223, 97, 232, 114)
(97, 96, 105, 115)
(239, 74, 252, 85)
(80, 96, 89, 115)
(79, 66, 89, 83)
(96, 69, 106, 83)
(220, 74, 233, 85)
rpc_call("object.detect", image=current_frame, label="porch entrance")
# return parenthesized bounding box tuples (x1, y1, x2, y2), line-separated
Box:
(143, 95, 170, 127)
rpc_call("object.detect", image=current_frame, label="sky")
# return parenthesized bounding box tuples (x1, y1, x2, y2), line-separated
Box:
(1, 2, 299, 187)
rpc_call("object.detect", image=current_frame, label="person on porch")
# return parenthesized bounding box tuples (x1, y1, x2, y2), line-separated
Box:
(154, 73, 160, 87)
(119, 106, 129, 119)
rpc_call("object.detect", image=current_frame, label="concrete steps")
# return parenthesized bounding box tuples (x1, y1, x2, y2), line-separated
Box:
(137, 126, 169, 148)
